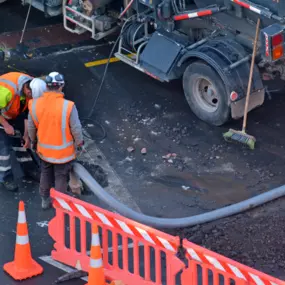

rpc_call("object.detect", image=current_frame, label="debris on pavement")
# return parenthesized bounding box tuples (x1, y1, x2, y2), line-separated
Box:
(181, 185, 190, 191)
(127, 146, 135, 153)
(141, 148, 147, 155)
(154, 104, 161, 110)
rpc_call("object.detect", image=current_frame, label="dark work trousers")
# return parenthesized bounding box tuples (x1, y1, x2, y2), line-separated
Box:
(0, 114, 38, 183)
(40, 159, 73, 198)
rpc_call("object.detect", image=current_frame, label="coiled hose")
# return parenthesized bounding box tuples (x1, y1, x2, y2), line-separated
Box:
(74, 162, 285, 229)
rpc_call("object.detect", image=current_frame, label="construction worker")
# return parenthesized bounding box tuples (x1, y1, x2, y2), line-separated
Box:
(28, 72, 84, 209)
(0, 72, 34, 191)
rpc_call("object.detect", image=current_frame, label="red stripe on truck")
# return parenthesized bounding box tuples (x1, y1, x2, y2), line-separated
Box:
(232, 0, 250, 9)
(197, 10, 213, 17)
(173, 10, 212, 21)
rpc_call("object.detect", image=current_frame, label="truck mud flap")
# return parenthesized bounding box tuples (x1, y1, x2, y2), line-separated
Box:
(139, 31, 184, 81)
(231, 88, 265, 120)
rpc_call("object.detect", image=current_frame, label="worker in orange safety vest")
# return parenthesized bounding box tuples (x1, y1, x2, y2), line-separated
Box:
(28, 72, 84, 210)
(0, 72, 34, 191)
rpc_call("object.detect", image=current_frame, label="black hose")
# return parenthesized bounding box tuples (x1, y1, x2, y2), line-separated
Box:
(74, 162, 285, 229)
(81, 117, 107, 141)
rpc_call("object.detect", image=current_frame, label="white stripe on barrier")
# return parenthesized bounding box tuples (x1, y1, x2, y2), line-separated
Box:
(18, 211, 26, 223)
(250, 273, 265, 285)
(74, 203, 92, 219)
(16, 234, 29, 245)
(205, 255, 226, 272)
(94, 211, 113, 227)
(156, 237, 175, 252)
(135, 227, 155, 244)
(55, 198, 73, 212)
(115, 219, 134, 236)
(91, 233, 100, 246)
(90, 258, 103, 268)
(228, 264, 246, 280)
(187, 248, 202, 262)
(0, 155, 10, 160)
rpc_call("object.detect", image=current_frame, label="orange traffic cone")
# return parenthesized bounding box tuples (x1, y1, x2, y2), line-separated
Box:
(3, 201, 43, 280)
(85, 223, 105, 285)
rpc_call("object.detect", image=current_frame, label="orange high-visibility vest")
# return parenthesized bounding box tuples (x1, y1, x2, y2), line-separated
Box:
(0, 72, 32, 120)
(28, 91, 76, 164)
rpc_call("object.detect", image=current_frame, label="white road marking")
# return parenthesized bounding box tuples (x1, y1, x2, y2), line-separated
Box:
(39, 242, 143, 279)
(39, 256, 88, 282)
(37, 221, 49, 228)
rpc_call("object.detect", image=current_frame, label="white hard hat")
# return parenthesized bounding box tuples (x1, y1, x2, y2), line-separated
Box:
(46, 71, 65, 87)
(30, 78, 47, 99)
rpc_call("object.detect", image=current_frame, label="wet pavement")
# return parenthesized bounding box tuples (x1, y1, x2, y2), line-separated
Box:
(1, 1, 285, 282)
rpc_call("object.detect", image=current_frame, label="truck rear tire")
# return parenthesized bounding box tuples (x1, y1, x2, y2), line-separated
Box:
(183, 61, 230, 126)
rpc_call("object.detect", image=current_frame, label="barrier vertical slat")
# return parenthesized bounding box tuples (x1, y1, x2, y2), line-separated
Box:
(155, 249, 162, 285)
(102, 228, 108, 265)
(57, 209, 65, 249)
(122, 236, 128, 272)
(213, 270, 219, 285)
(70, 215, 75, 251)
(133, 239, 139, 276)
(80, 219, 86, 254)
(113, 232, 119, 268)
(144, 245, 151, 281)
(202, 265, 207, 285)
(167, 254, 174, 285)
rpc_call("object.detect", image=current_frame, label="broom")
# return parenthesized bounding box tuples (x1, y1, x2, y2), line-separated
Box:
(223, 18, 260, 150)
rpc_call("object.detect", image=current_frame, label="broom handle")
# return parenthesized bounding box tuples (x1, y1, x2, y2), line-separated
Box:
(242, 18, 260, 133)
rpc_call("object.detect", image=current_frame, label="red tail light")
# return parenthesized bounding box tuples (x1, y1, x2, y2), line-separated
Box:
(272, 34, 283, 47)
(261, 24, 285, 62)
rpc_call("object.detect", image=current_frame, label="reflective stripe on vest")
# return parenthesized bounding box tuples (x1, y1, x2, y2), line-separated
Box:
(0, 78, 17, 94)
(0, 75, 31, 119)
(31, 100, 73, 150)
(0, 78, 19, 115)
(31, 98, 75, 163)
(38, 153, 75, 164)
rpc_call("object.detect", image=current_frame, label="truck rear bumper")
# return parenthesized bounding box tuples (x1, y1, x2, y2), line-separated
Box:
(231, 88, 265, 120)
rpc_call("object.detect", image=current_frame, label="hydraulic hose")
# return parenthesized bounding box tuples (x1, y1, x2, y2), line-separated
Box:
(74, 162, 285, 229)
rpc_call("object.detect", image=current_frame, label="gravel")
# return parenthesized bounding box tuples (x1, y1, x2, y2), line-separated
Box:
(181, 200, 285, 279)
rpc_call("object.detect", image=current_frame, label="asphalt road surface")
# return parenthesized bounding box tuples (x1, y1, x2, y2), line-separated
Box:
(1, 2, 285, 283)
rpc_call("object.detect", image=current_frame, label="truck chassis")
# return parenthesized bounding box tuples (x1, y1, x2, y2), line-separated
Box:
(18, 0, 285, 126)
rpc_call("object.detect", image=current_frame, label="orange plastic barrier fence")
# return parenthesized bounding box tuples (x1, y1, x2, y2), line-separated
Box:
(49, 189, 184, 284)
(182, 239, 285, 285)
(49, 189, 285, 285)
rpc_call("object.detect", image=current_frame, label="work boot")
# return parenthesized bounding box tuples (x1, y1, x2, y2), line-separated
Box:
(41, 197, 52, 210)
(1, 181, 18, 192)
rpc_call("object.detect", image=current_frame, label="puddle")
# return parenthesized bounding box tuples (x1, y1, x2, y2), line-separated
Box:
(150, 167, 250, 207)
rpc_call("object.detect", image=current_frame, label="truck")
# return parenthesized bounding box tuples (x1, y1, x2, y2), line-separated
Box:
(13, 0, 285, 126)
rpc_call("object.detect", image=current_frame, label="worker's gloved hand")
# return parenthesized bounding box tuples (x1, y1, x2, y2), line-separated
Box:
(31, 141, 37, 151)
(4, 124, 15, 136)
(76, 141, 85, 152)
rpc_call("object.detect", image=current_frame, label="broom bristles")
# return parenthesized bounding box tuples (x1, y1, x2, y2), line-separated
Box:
(223, 129, 256, 150)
